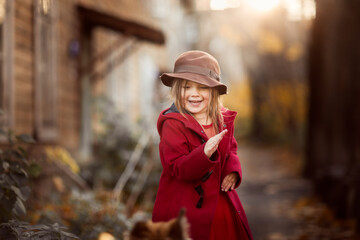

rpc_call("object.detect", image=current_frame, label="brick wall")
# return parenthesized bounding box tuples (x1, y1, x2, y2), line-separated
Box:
(11, 0, 166, 153)
(56, 0, 81, 150)
(14, 0, 34, 135)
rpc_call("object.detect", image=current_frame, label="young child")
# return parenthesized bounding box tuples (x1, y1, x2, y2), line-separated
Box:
(152, 50, 253, 240)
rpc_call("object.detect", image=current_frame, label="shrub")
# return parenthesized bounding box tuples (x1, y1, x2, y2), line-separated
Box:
(0, 128, 35, 223)
(0, 220, 79, 240)
(0, 121, 80, 239)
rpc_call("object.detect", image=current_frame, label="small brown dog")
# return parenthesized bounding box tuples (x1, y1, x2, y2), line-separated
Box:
(128, 208, 191, 240)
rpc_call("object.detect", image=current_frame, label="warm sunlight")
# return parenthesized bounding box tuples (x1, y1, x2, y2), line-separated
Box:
(210, 0, 240, 10)
(283, 0, 316, 20)
(210, 0, 316, 20)
(0, 0, 5, 22)
(245, 0, 280, 12)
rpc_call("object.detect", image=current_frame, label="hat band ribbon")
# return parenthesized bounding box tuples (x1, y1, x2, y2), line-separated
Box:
(174, 65, 221, 81)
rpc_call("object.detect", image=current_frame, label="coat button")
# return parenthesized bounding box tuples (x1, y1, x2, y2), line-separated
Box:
(201, 139, 205, 143)
(223, 124, 227, 127)
(201, 130, 204, 133)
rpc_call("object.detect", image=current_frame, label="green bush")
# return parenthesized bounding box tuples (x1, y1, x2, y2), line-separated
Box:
(0, 128, 35, 223)
(0, 120, 80, 239)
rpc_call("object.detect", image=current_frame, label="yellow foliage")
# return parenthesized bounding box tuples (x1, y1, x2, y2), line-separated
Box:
(262, 81, 308, 136)
(258, 30, 283, 54)
(222, 78, 253, 138)
(223, 79, 307, 140)
(268, 83, 294, 109)
(52, 176, 66, 193)
(223, 78, 252, 119)
(286, 43, 303, 61)
(45, 146, 80, 174)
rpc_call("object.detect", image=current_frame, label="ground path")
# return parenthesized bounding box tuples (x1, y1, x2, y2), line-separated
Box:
(236, 144, 357, 240)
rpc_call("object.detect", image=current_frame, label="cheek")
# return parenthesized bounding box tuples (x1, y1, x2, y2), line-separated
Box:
(181, 91, 186, 101)
(180, 92, 188, 106)
(203, 91, 210, 101)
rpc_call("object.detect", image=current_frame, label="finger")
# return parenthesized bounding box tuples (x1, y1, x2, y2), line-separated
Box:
(219, 129, 228, 137)
(222, 175, 237, 191)
(215, 130, 227, 142)
(221, 178, 226, 191)
(223, 182, 232, 192)
(223, 174, 231, 182)
(204, 141, 219, 157)
(205, 130, 229, 157)
(226, 178, 236, 190)
(226, 180, 236, 191)
(210, 142, 218, 151)
(213, 131, 226, 145)
(210, 129, 227, 141)
(221, 177, 232, 191)
(208, 140, 219, 151)
(221, 181, 229, 191)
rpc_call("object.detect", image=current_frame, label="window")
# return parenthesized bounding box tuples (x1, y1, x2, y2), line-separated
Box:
(34, 0, 57, 141)
(0, 0, 14, 136)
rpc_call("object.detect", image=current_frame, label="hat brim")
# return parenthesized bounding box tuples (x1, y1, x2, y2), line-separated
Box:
(160, 72, 228, 95)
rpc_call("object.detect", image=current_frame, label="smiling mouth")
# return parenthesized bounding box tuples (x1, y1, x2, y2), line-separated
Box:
(188, 100, 203, 106)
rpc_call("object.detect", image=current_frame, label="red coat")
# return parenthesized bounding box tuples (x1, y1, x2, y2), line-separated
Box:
(152, 105, 253, 240)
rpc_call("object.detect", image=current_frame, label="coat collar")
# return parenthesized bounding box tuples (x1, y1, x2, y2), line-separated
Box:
(157, 103, 237, 137)
(158, 103, 204, 136)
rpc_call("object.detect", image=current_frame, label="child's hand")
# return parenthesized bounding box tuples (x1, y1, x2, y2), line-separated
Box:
(204, 129, 228, 158)
(221, 172, 238, 192)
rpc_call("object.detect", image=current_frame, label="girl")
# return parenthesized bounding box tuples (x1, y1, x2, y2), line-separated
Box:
(152, 50, 253, 240)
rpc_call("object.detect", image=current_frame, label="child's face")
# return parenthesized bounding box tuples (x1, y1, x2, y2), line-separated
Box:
(181, 81, 210, 119)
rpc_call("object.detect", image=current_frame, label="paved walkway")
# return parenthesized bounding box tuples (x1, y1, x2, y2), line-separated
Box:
(236, 144, 358, 240)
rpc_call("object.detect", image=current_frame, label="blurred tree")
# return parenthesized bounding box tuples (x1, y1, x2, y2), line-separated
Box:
(306, 0, 360, 232)
(243, 8, 309, 151)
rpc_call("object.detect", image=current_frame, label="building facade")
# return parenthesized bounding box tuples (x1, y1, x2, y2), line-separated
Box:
(0, 0, 195, 160)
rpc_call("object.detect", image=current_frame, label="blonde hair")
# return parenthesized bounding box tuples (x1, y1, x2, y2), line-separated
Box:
(170, 79, 223, 133)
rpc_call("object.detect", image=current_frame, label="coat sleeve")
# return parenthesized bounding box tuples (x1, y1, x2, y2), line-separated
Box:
(159, 119, 219, 182)
(221, 135, 242, 189)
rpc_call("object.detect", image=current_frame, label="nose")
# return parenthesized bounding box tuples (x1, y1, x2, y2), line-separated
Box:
(189, 86, 200, 96)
